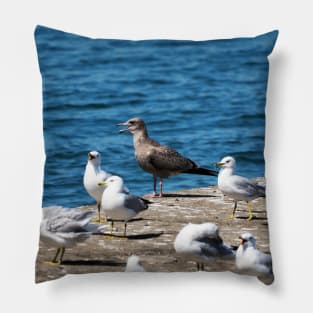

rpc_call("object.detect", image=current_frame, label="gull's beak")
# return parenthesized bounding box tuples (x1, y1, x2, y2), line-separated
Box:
(215, 162, 225, 167)
(88, 154, 95, 160)
(117, 122, 130, 133)
(239, 237, 245, 245)
(98, 181, 107, 186)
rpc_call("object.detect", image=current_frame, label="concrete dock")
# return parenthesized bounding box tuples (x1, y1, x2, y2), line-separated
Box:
(35, 179, 270, 283)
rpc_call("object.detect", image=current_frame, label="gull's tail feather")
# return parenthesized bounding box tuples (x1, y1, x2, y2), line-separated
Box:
(256, 184, 266, 197)
(84, 223, 103, 233)
(140, 198, 153, 205)
(75, 232, 92, 243)
(257, 273, 274, 285)
(139, 197, 152, 210)
(182, 167, 218, 177)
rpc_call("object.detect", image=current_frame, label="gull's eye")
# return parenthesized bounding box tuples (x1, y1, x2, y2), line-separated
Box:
(129, 120, 135, 124)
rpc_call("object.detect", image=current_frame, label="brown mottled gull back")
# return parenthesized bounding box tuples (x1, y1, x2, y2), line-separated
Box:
(118, 117, 217, 196)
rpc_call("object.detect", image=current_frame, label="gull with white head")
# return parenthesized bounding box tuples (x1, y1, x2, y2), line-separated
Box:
(98, 176, 151, 237)
(236, 233, 274, 285)
(216, 156, 265, 220)
(174, 222, 234, 270)
(83, 151, 112, 222)
(125, 255, 145, 272)
(40, 206, 97, 265)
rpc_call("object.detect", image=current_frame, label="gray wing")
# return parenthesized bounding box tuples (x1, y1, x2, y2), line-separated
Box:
(199, 242, 221, 258)
(124, 194, 149, 214)
(257, 251, 272, 269)
(232, 176, 266, 197)
(149, 146, 197, 172)
(46, 210, 96, 233)
(55, 222, 89, 233)
(256, 181, 266, 188)
(46, 216, 84, 233)
(256, 251, 273, 284)
(198, 237, 234, 258)
(57, 232, 91, 243)
(62, 210, 96, 226)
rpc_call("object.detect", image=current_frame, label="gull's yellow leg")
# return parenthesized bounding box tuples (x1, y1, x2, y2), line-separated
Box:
(92, 203, 101, 223)
(120, 222, 128, 240)
(52, 247, 61, 263)
(123, 223, 127, 237)
(230, 201, 237, 219)
(196, 262, 204, 271)
(100, 204, 108, 223)
(59, 247, 65, 264)
(45, 261, 61, 266)
(97, 204, 101, 222)
(103, 220, 114, 239)
(247, 202, 253, 221)
(45, 248, 62, 266)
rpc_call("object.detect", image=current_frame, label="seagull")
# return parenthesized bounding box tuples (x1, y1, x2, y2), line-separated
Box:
(98, 176, 150, 237)
(236, 233, 274, 285)
(174, 222, 234, 270)
(83, 151, 111, 222)
(40, 206, 97, 265)
(117, 117, 218, 197)
(216, 156, 265, 220)
(125, 255, 146, 272)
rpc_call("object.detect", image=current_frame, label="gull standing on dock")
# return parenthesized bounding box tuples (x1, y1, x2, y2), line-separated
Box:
(216, 156, 265, 221)
(118, 118, 218, 197)
(236, 233, 274, 285)
(84, 151, 111, 222)
(98, 176, 150, 237)
(40, 206, 97, 265)
(174, 222, 234, 270)
(125, 255, 146, 272)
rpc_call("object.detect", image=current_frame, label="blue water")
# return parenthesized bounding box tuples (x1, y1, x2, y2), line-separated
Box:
(35, 26, 277, 208)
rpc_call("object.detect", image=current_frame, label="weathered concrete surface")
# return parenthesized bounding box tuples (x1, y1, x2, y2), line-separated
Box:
(35, 179, 270, 283)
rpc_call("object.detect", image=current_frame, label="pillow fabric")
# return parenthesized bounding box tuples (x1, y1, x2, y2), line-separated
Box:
(35, 25, 278, 284)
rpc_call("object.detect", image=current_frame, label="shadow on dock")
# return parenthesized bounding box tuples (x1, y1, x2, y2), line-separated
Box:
(98, 231, 164, 240)
(61, 259, 126, 267)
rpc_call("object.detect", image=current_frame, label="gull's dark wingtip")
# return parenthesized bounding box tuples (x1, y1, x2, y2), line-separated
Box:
(182, 167, 218, 177)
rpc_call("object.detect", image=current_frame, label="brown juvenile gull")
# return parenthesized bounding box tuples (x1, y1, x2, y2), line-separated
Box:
(117, 117, 218, 197)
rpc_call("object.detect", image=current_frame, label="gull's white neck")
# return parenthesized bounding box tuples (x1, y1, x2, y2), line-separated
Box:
(218, 167, 235, 181)
(218, 167, 235, 188)
(242, 241, 256, 251)
(86, 161, 102, 174)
